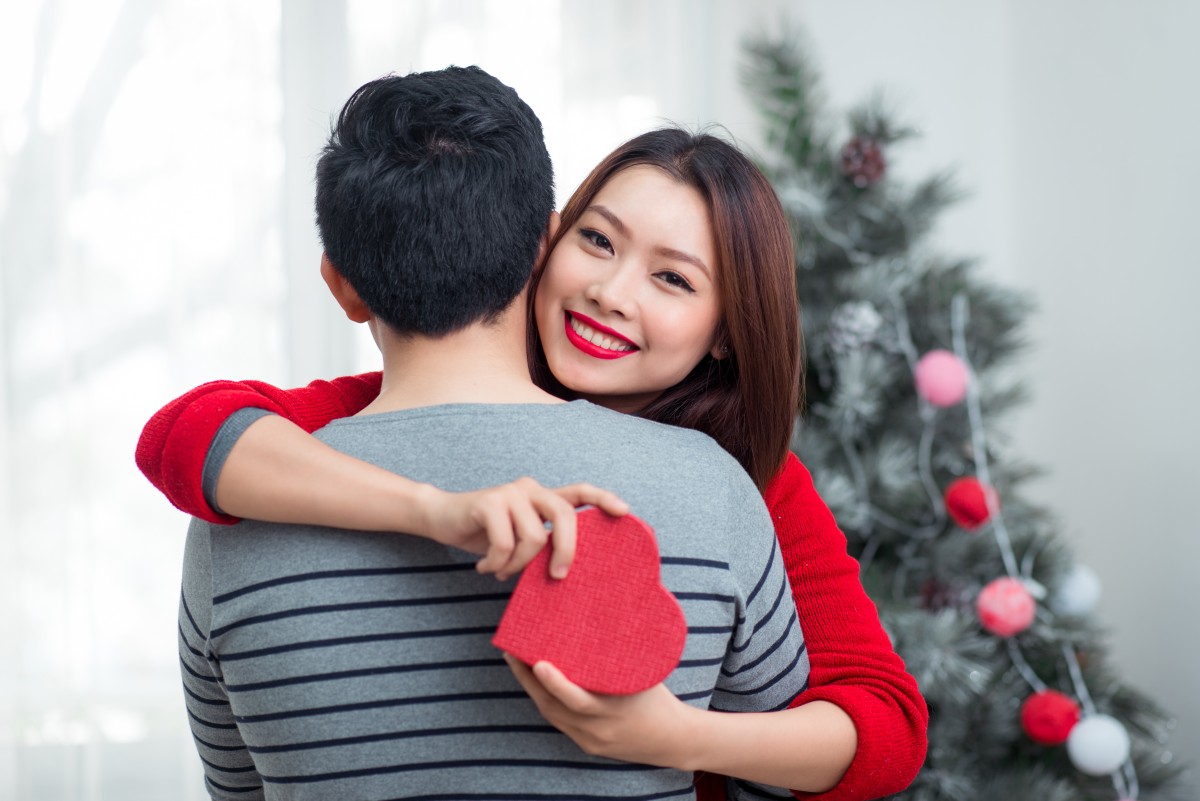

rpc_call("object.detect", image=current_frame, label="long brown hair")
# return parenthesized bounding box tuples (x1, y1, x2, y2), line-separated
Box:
(527, 128, 802, 492)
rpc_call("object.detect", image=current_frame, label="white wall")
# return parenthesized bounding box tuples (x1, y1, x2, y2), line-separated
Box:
(773, 0, 1199, 786)
(1008, 2, 1200, 783)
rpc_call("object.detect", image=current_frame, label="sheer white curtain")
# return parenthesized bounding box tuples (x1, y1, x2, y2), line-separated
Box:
(2, 1, 286, 798)
(0, 1, 737, 797)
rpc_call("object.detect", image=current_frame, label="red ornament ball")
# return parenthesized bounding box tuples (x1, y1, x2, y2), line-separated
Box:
(840, 135, 887, 187)
(944, 477, 999, 530)
(1021, 690, 1081, 745)
(913, 349, 970, 407)
(976, 577, 1036, 637)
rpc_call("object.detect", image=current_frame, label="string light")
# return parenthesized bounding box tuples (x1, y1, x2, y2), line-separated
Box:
(842, 280, 1143, 799)
(944, 292, 1139, 800)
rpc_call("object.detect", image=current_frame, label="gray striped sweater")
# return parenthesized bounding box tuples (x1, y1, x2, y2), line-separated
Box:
(178, 401, 808, 800)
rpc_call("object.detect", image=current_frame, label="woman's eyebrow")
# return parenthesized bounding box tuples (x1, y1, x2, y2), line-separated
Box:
(656, 246, 710, 277)
(586, 204, 628, 236)
(587, 204, 710, 276)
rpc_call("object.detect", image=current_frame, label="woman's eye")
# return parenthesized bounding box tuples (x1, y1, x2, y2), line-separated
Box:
(657, 271, 695, 293)
(579, 229, 613, 253)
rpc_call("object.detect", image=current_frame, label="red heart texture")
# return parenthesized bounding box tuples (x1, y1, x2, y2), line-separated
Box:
(493, 508, 687, 695)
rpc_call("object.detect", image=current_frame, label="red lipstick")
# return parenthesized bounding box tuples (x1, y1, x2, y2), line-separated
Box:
(564, 312, 638, 360)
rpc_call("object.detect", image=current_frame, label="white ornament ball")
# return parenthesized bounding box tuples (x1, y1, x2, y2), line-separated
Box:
(1053, 564, 1102, 617)
(1067, 714, 1130, 776)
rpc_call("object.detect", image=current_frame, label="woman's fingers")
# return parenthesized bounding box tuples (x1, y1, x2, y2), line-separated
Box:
(469, 478, 628, 581)
(474, 500, 515, 575)
(539, 483, 628, 579)
(536, 492, 577, 579)
(497, 489, 552, 581)
(505, 655, 558, 711)
(506, 656, 593, 722)
(532, 661, 597, 713)
(554, 483, 629, 517)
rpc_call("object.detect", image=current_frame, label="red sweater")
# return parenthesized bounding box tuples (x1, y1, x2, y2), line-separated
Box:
(135, 373, 927, 801)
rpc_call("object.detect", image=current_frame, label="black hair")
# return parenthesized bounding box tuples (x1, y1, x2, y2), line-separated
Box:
(315, 66, 554, 336)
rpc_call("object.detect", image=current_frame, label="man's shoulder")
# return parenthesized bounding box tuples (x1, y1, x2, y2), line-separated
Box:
(579, 404, 691, 439)
(311, 400, 763, 537)
(572, 401, 743, 456)
(318, 400, 739, 469)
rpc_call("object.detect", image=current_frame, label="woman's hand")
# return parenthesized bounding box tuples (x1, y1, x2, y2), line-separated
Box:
(505, 656, 696, 769)
(508, 654, 857, 791)
(422, 480, 629, 581)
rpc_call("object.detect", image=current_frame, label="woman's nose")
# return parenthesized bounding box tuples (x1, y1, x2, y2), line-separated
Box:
(585, 265, 638, 318)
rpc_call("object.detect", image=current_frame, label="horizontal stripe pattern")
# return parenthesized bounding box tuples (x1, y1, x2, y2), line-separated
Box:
(374, 790, 693, 801)
(731, 778, 796, 800)
(179, 403, 808, 799)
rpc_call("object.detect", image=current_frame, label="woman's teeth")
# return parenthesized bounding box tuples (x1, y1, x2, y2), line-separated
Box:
(570, 315, 635, 352)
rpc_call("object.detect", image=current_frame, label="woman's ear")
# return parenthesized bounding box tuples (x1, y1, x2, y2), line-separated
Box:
(320, 254, 372, 323)
(710, 330, 730, 361)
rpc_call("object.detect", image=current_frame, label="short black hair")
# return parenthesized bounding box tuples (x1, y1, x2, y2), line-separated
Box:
(315, 66, 554, 336)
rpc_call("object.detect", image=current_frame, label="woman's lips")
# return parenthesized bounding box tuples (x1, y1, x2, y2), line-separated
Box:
(563, 312, 638, 360)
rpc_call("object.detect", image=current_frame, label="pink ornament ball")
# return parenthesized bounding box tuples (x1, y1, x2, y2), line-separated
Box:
(914, 349, 970, 407)
(944, 477, 999, 530)
(1020, 690, 1081, 745)
(976, 577, 1036, 637)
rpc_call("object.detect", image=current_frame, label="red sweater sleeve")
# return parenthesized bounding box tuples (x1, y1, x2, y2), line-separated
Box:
(768, 452, 928, 801)
(134, 373, 383, 524)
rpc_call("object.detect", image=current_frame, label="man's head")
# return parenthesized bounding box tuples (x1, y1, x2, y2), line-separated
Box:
(315, 66, 554, 336)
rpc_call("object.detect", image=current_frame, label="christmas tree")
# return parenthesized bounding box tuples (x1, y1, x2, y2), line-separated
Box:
(743, 35, 1189, 801)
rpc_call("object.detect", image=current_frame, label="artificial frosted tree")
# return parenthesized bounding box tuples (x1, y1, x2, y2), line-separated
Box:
(743, 36, 1189, 801)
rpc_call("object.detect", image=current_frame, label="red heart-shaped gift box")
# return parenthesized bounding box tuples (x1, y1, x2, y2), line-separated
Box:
(493, 508, 687, 695)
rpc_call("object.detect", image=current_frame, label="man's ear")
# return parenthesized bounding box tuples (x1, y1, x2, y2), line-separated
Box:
(535, 210, 561, 269)
(320, 254, 372, 323)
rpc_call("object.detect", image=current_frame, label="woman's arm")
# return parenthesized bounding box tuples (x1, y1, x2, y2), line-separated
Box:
(505, 452, 926, 799)
(217, 414, 626, 578)
(135, 374, 627, 578)
(765, 452, 928, 801)
(508, 658, 857, 792)
(135, 373, 383, 522)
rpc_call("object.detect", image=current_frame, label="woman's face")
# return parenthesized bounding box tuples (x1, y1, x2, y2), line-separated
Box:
(534, 165, 724, 414)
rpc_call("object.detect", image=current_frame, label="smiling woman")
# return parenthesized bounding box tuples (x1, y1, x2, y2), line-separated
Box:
(530, 130, 800, 492)
(535, 165, 726, 415)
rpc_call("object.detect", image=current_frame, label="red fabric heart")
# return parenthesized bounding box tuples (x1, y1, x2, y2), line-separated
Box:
(493, 508, 687, 695)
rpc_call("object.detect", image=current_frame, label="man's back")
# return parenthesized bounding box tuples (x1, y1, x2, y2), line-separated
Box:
(180, 401, 807, 800)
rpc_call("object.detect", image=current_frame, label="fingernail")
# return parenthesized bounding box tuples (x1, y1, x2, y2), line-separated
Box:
(550, 564, 568, 579)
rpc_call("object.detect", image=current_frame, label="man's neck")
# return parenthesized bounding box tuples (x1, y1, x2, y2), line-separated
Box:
(357, 307, 560, 415)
